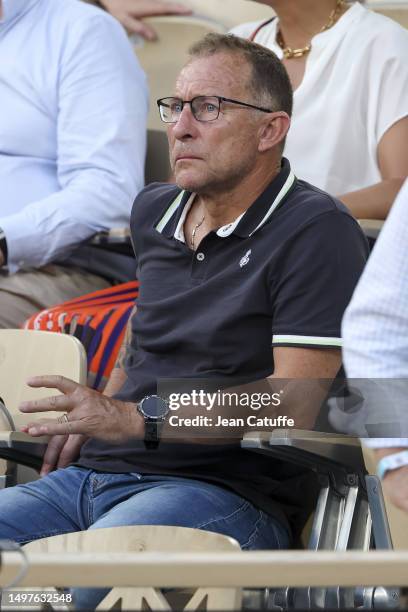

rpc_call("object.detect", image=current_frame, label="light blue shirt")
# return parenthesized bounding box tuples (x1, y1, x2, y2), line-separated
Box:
(0, 0, 148, 273)
(330, 180, 408, 445)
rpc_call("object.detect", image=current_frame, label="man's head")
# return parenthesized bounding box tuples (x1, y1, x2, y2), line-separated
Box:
(161, 33, 292, 194)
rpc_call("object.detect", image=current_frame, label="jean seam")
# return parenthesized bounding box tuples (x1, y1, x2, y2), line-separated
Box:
(242, 511, 288, 550)
(194, 500, 250, 530)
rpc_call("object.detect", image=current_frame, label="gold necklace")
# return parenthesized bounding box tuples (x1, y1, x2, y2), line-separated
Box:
(190, 215, 205, 250)
(277, 0, 346, 60)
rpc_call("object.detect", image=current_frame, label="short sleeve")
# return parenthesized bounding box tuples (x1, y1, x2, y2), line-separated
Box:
(370, 25, 408, 143)
(271, 211, 368, 349)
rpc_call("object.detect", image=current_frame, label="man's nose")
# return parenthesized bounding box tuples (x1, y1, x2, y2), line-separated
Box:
(172, 103, 197, 139)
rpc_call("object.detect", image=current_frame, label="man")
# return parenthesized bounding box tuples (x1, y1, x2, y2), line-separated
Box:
(334, 180, 408, 513)
(0, 0, 148, 327)
(0, 34, 367, 607)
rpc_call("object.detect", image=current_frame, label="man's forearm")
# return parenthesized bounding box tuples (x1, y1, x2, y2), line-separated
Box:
(339, 178, 405, 220)
(161, 376, 333, 442)
(103, 305, 136, 397)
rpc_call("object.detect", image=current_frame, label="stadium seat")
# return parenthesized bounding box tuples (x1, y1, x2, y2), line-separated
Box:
(20, 526, 242, 611)
(242, 428, 403, 609)
(371, 4, 408, 28)
(178, 0, 272, 30)
(0, 329, 87, 487)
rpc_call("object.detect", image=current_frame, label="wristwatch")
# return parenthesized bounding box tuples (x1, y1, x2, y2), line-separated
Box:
(377, 450, 408, 480)
(137, 395, 170, 449)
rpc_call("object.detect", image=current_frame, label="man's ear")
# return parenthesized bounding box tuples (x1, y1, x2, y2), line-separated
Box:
(258, 112, 291, 153)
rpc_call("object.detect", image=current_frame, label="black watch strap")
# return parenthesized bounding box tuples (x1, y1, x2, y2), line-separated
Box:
(0, 228, 8, 267)
(144, 419, 164, 449)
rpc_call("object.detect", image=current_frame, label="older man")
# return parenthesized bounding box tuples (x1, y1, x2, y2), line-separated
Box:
(0, 34, 366, 607)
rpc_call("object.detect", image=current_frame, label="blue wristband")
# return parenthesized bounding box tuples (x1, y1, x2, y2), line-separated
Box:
(377, 450, 408, 480)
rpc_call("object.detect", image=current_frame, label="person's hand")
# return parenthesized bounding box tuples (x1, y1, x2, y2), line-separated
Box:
(19, 375, 143, 443)
(98, 0, 192, 40)
(382, 465, 408, 513)
(36, 433, 88, 477)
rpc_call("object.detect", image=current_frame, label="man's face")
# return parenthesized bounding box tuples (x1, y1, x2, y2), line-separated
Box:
(167, 53, 265, 194)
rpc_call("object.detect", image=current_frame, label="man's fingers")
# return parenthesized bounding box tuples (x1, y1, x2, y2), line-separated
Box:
(26, 375, 80, 394)
(124, 16, 157, 39)
(41, 435, 69, 476)
(25, 418, 83, 437)
(20, 393, 73, 413)
(57, 435, 88, 469)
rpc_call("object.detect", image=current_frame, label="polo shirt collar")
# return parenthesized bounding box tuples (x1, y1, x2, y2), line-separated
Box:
(157, 158, 296, 240)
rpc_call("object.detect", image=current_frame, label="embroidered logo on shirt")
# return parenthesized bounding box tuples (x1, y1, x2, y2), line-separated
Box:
(239, 250, 252, 268)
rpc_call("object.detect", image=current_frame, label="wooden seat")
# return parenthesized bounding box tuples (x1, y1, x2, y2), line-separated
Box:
(0, 329, 87, 487)
(22, 525, 242, 611)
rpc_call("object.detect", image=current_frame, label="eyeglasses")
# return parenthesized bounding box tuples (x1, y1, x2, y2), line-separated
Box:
(157, 96, 274, 123)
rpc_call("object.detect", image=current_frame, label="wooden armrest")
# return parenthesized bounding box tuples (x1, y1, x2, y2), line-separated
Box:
(358, 219, 384, 240)
(2, 550, 408, 588)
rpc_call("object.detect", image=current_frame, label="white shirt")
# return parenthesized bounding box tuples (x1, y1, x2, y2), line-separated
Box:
(231, 3, 408, 196)
(330, 180, 408, 446)
(0, 0, 148, 273)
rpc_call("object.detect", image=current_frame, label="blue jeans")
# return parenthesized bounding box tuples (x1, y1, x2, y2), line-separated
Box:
(0, 466, 290, 608)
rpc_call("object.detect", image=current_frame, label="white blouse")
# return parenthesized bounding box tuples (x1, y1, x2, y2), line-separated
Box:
(232, 3, 408, 196)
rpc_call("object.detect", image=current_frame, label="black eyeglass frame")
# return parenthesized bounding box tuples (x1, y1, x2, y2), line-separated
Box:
(157, 95, 274, 123)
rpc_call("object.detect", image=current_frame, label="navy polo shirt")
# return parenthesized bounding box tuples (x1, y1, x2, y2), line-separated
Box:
(79, 159, 368, 535)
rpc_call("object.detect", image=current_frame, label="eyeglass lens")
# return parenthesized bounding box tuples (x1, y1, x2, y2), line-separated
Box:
(159, 97, 220, 123)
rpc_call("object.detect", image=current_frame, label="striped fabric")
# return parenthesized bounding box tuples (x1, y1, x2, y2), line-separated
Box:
(25, 281, 138, 390)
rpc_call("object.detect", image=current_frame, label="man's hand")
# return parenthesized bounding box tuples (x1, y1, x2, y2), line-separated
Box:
(38, 433, 88, 477)
(19, 375, 143, 443)
(0, 248, 4, 267)
(98, 0, 191, 40)
(382, 466, 408, 513)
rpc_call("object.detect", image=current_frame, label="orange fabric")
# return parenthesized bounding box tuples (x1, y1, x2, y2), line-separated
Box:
(25, 281, 139, 389)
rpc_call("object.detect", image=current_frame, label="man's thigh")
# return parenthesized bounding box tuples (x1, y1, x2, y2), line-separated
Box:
(0, 467, 90, 544)
(91, 474, 291, 550)
(0, 265, 110, 328)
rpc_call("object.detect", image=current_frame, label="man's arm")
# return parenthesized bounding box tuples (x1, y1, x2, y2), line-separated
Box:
(18, 345, 341, 444)
(0, 9, 148, 273)
(103, 306, 137, 397)
(270, 346, 341, 430)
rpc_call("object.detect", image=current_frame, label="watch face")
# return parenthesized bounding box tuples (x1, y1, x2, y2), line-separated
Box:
(140, 395, 168, 419)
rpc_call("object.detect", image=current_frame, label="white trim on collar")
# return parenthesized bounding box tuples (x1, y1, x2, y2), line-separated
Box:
(174, 193, 196, 243)
(156, 190, 185, 234)
(249, 170, 296, 236)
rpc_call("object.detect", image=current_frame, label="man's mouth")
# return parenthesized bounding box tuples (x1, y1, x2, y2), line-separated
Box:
(174, 155, 202, 163)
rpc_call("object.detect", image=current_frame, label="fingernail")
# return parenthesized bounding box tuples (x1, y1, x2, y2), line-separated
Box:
(19, 403, 28, 411)
(28, 427, 37, 435)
